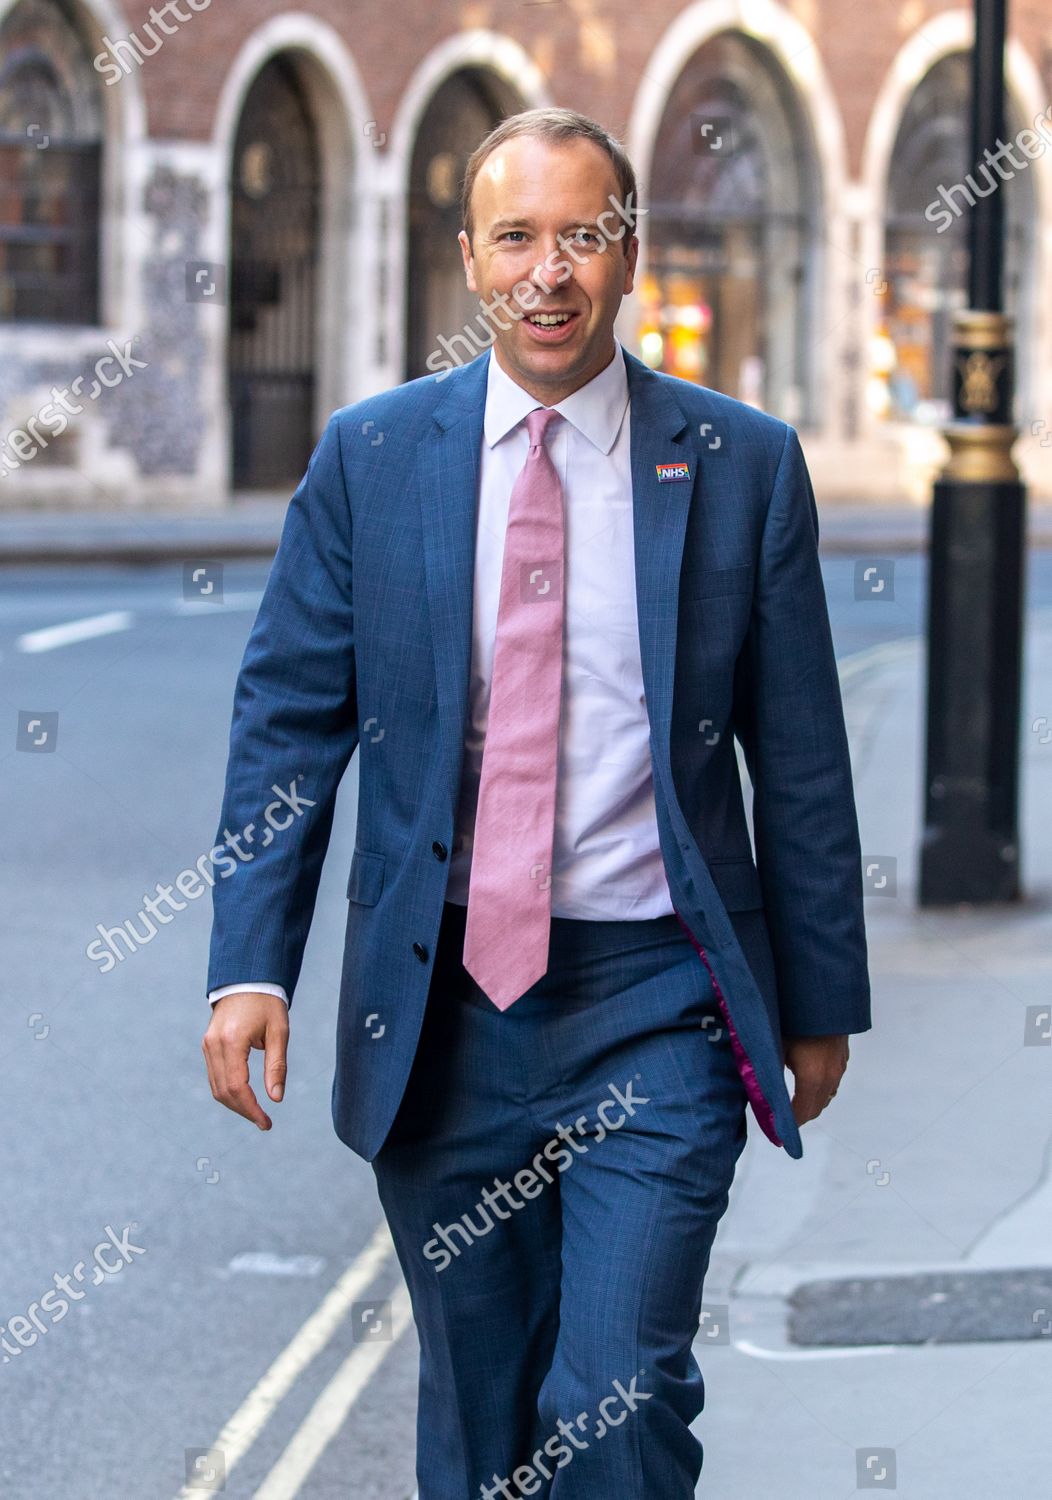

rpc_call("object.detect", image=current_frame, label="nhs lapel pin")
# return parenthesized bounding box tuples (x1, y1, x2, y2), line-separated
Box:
(656, 461, 691, 483)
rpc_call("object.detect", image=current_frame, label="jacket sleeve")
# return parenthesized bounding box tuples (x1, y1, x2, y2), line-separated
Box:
(731, 424, 872, 1037)
(206, 412, 358, 1008)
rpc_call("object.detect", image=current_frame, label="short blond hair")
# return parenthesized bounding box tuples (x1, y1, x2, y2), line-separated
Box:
(460, 106, 638, 255)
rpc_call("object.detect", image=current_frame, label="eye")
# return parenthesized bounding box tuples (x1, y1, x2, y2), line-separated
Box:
(500, 231, 527, 243)
(571, 230, 600, 245)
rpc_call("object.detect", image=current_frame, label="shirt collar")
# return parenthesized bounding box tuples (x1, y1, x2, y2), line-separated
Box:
(483, 337, 630, 456)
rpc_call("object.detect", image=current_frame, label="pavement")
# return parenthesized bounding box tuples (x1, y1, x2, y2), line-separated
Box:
(689, 606, 1052, 1495)
(0, 495, 293, 565)
(1, 496, 1051, 564)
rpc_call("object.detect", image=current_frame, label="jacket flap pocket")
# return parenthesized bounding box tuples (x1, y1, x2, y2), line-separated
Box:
(346, 849, 385, 906)
(707, 856, 764, 911)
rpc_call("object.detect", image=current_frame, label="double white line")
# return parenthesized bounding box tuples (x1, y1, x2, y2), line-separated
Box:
(174, 1220, 414, 1500)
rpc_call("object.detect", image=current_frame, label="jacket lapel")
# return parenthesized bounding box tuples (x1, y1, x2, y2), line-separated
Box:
(417, 354, 490, 812)
(623, 348, 695, 751)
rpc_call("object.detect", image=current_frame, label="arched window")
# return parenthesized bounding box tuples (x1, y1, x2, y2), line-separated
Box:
(405, 68, 521, 380)
(0, 0, 102, 323)
(643, 31, 820, 425)
(228, 53, 321, 488)
(881, 52, 1032, 424)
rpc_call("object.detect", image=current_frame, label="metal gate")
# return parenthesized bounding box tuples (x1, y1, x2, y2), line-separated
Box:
(228, 55, 320, 489)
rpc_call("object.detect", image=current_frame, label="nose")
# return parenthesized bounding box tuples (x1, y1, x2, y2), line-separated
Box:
(532, 240, 573, 295)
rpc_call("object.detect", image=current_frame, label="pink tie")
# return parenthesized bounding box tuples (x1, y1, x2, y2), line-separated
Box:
(462, 406, 565, 1010)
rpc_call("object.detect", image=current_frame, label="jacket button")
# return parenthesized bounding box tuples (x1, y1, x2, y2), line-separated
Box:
(432, 841, 447, 861)
(413, 942, 428, 963)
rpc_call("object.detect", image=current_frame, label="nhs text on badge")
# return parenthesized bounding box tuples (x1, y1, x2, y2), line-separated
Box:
(656, 462, 691, 483)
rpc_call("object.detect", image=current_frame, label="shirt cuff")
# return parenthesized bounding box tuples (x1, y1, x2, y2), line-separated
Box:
(208, 982, 290, 1008)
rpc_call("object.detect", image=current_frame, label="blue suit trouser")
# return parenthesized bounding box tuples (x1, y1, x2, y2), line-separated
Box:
(371, 898, 750, 1499)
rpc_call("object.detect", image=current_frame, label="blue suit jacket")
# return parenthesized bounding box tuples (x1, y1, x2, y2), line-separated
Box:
(207, 345, 871, 1162)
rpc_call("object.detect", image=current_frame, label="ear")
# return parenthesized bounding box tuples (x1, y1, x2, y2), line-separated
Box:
(458, 230, 478, 294)
(622, 234, 640, 297)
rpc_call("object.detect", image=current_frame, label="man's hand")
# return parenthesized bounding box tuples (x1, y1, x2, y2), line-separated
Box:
(782, 1034, 849, 1127)
(202, 993, 289, 1130)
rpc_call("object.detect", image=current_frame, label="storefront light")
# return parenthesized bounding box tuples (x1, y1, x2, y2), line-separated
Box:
(866, 375, 891, 418)
(672, 303, 707, 331)
(640, 329, 664, 364)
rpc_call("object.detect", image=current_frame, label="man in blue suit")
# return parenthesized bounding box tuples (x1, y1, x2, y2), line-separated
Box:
(203, 107, 870, 1498)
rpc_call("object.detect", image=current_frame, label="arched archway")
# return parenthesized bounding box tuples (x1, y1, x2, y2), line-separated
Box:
(404, 67, 524, 380)
(879, 51, 1035, 424)
(227, 52, 321, 488)
(640, 29, 821, 425)
(213, 16, 370, 485)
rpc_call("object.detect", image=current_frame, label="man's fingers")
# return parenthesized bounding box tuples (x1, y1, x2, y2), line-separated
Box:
(790, 1071, 842, 1124)
(790, 1082, 826, 1126)
(787, 1067, 835, 1123)
(783, 1035, 850, 1125)
(263, 1018, 289, 1103)
(201, 1036, 218, 1103)
(203, 1029, 272, 1130)
(202, 994, 291, 1129)
(224, 1059, 272, 1130)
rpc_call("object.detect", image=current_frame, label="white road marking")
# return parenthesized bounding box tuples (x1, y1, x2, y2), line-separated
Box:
(254, 1282, 415, 1500)
(733, 1338, 899, 1360)
(226, 1251, 326, 1278)
(171, 1220, 398, 1499)
(16, 610, 134, 653)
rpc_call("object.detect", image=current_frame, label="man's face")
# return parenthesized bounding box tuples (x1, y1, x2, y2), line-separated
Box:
(458, 134, 639, 404)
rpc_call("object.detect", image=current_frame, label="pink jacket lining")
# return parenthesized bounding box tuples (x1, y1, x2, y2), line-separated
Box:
(673, 908, 783, 1147)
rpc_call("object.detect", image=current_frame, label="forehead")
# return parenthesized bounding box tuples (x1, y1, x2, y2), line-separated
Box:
(472, 135, 619, 217)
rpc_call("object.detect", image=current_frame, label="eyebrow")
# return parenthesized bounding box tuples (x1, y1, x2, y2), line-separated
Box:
(486, 217, 604, 236)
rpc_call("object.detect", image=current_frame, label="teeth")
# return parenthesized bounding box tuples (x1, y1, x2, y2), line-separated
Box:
(529, 313, 572, 325)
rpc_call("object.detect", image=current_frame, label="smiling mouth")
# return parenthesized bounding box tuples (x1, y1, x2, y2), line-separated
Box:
(521, 310, 582, 337)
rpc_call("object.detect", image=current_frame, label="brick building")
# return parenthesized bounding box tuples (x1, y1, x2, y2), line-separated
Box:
(1, 0, 1050, 507)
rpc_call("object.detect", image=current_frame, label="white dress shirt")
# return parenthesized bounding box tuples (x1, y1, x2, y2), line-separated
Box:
(209, 337, 674, 1010)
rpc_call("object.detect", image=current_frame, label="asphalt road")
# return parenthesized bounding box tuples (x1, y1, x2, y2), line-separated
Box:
(2, 550, 1050, 1498)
